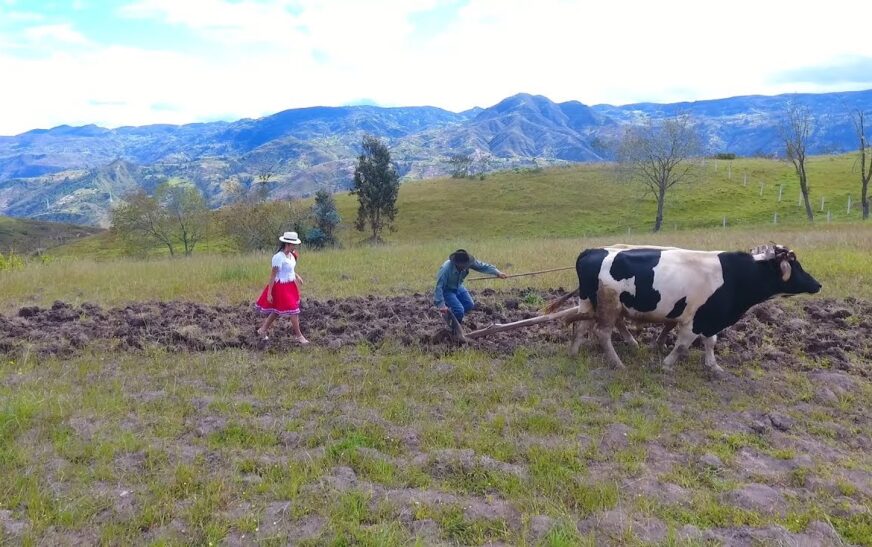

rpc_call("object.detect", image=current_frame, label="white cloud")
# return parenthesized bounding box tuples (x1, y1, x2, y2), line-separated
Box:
(0, 0, 871, 135)
(22, 23, 90, 45)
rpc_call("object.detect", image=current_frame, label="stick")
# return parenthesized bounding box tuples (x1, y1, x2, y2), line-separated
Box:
(467, 266, 574, 281)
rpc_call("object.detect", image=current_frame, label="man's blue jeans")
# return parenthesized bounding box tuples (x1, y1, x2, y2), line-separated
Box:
(444, 286, 474, 323)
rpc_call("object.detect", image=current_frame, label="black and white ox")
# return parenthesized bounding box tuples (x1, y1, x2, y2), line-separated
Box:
(558, 244, 822, 374)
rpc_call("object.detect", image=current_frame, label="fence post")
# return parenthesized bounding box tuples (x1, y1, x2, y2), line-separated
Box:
(827, 210, 831, 223)
(728, 163, 732, 179)
(723, 216, 727, 229)
(773, 212, 778, 224)
(743, 172, 748, 186)
(847, 195, 852, 214)
(798, 192, 802, 206)
(820, 196, 825, 212)
(778, 185, 783, 202)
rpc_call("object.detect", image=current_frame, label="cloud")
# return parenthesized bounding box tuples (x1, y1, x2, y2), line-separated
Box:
(2, 0, 872, 134)
(22, 23, 90, 45)
(118, 0, 311, 46)
(773, 57, 872, 85)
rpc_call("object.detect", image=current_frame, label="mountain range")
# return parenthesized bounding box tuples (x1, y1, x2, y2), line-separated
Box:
(2, 89, 871, 226)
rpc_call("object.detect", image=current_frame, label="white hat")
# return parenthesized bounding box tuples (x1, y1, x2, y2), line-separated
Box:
(278, 231, 301, 244)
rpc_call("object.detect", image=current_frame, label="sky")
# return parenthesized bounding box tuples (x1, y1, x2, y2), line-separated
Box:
(1, 0, 871, 136)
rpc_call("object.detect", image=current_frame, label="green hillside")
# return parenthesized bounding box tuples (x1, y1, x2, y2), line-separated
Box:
(49, 154, 868, 258)
(0, 215, 103, 254)
(332, 154, 866, 243)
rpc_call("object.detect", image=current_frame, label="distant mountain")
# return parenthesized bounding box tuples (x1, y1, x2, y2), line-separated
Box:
(591, 89, 872, 156)
(2, 89, 871, 226)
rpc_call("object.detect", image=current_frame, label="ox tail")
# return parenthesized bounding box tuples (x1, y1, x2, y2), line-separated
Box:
(542, 288, 579, 315)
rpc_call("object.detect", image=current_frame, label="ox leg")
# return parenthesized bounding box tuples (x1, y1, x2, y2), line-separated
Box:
(662, 326, 697, 371)
(594, 291, 626, 369)
(656, 323, 675, 349)
(615, 318, 640, 350)
(568, 300, 595, 358)
(569, 319, 592, 357)
(703, 335, 724, 376)
(596, 325, 625, 369)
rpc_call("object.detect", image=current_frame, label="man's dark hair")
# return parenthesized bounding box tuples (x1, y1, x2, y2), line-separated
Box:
(449, 249, 472, 266)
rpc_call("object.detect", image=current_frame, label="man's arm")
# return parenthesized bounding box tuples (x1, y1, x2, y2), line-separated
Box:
(470, 258, 506, 278)
(434, 263, 450, 308)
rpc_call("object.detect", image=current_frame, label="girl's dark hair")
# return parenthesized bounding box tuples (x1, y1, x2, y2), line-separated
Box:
(276, 242, 288, 253)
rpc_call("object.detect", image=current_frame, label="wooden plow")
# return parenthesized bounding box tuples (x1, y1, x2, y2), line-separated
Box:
(435, 305, 591, 344)
(433, 266, 584, 344)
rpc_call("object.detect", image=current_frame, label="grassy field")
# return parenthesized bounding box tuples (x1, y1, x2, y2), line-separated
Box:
(330, 155, 867, 244)
(1, 295, 870, 544)
(2, 224, 871, 313)
(2, 157, 871, 544)
(50, 154, 870, 259)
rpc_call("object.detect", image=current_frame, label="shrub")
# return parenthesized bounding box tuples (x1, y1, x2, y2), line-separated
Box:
(0, 251, 25, 272)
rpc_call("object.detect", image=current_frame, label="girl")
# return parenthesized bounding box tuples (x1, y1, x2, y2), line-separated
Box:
(255, 231, 309, 344)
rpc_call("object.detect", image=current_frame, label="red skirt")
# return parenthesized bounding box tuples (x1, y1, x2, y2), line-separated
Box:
(255, 281, 300, 316)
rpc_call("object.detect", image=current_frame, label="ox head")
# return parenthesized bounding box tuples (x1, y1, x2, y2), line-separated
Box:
(750, 244, 822, 295)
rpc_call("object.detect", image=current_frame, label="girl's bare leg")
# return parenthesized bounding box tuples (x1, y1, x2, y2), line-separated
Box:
(258, 314, 277, 337)
(290, 315, 308, 343)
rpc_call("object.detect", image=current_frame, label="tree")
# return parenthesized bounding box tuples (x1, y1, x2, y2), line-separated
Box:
(155, 182, 209, 256)
(111, 182, 209, 257)
(852, 110, 872, 220)
(310, 188, 341, 247)
(351, 135, 400, 242)
(219, 199, 309, 252)
(111, 189, 177, 256)
(781, 102, 815, 221)
(447, 153, 473, 178)
(617, 116, 703, 232)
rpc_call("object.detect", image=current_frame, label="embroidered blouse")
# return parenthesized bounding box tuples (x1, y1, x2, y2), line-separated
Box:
(271, 251, 297, 283)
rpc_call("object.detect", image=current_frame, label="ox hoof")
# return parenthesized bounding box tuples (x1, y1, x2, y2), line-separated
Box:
(706, 364, 726, 379)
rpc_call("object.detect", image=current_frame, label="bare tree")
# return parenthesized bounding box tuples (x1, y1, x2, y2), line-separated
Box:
(853, 110, 872, 220)
(219, 199, 309, 251)
(781, 102, 815, 221)
(111, 182, 209, 256)
(156, 183, 209, 256)
(617, 116, 703, 232)
(111, 189, 177, 256)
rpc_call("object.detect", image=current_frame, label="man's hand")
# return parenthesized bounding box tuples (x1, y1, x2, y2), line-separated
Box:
(267, 291, 274, 304)
(439, 306, 449, 315)
(497, 272, 508, 279)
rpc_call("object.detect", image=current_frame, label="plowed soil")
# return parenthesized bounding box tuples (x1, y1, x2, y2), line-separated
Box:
(2, 289, 870, 374)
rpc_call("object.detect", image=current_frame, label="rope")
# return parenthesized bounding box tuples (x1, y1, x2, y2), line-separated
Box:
(467, 266, 575, 281)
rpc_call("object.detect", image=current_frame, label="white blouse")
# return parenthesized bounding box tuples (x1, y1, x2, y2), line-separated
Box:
(271, 251, 297, 283)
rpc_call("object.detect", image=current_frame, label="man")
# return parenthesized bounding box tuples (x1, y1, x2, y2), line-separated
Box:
(434, 249, 507, 334)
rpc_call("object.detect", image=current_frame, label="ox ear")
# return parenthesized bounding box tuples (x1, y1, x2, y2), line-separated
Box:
(780, 259, 792, 282)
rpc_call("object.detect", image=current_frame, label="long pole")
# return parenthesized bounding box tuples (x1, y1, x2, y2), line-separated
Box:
(467, 266, 575, 281)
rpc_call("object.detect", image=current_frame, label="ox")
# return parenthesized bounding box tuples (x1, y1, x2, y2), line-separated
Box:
(558, 244, 821, 374)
